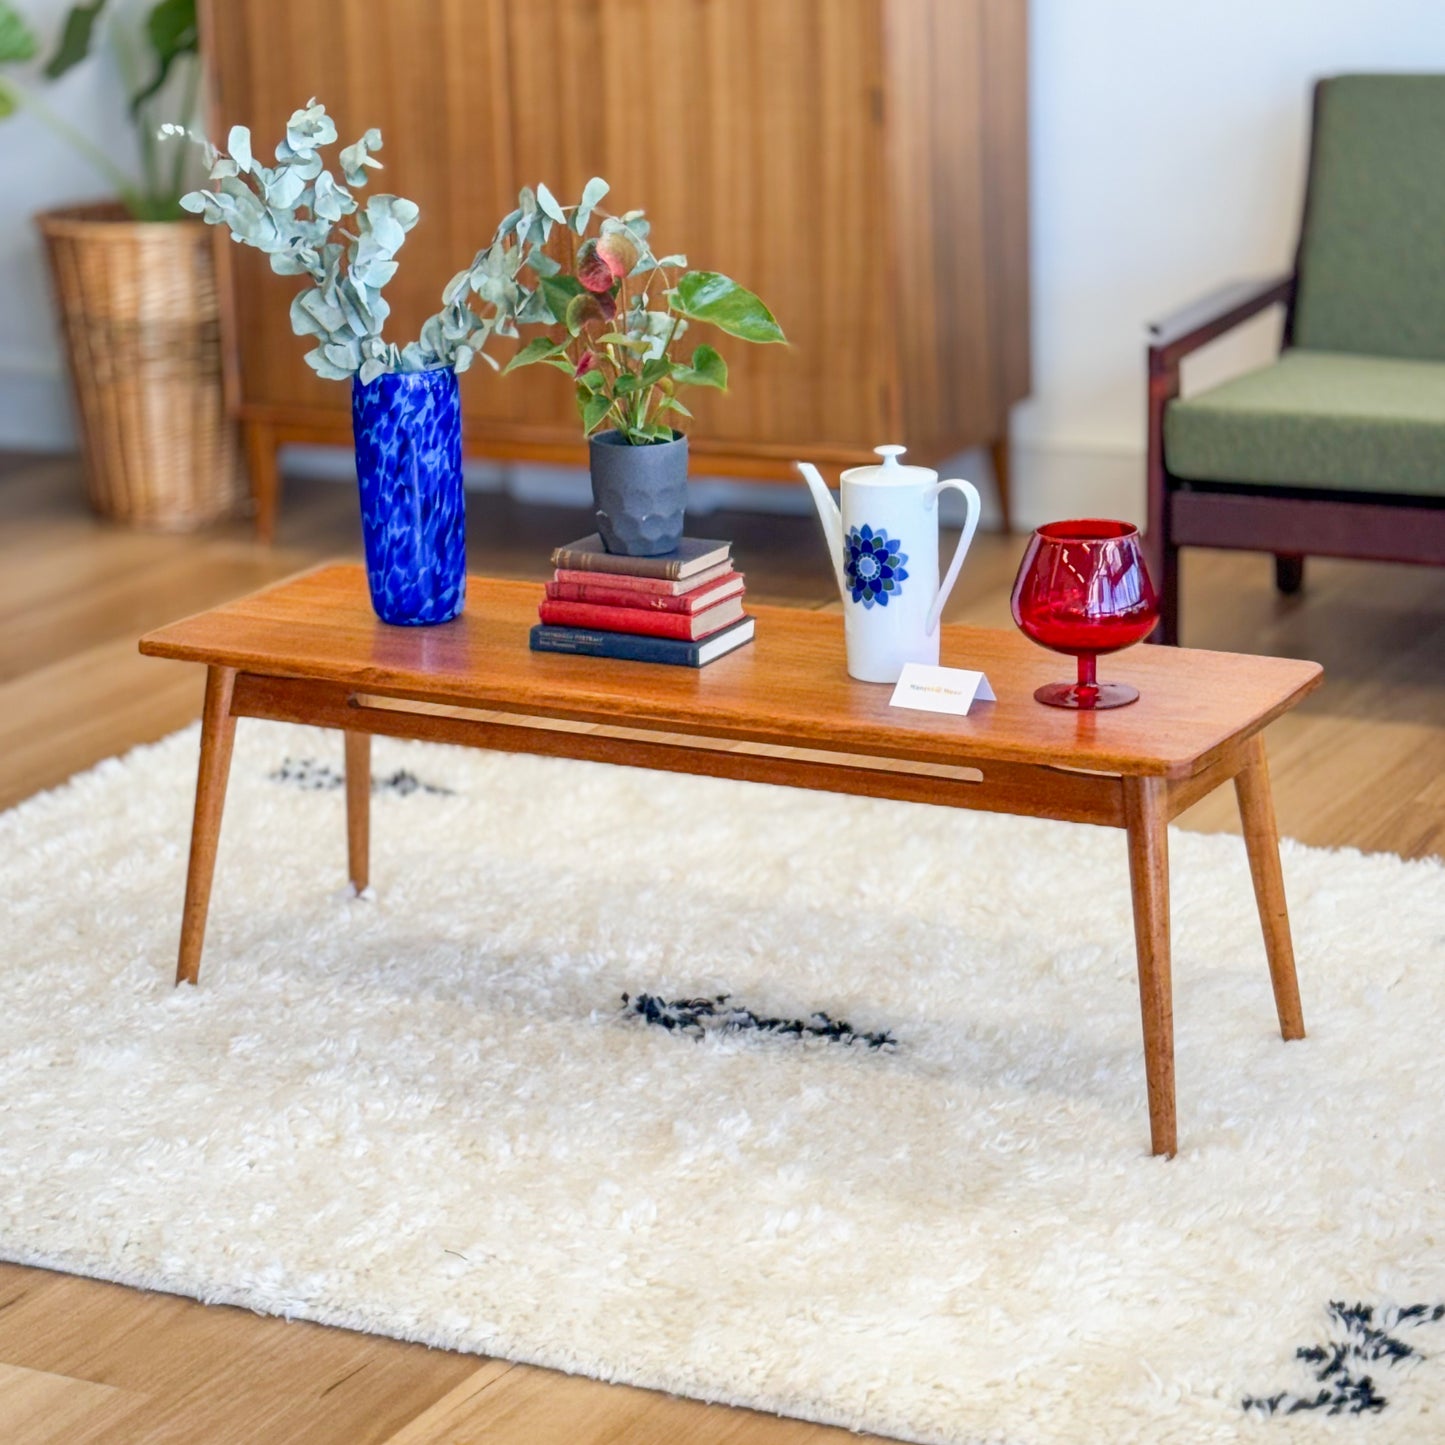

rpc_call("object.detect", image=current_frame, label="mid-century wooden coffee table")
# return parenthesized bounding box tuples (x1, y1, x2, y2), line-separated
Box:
(140, 563, 1323, 1157)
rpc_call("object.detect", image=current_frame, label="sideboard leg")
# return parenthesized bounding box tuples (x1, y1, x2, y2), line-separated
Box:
(176, 666, 238, 987)
(1123, 775, 1176, 1157)
(244, 419, 281, 545)
(345, 730, 371, 893)
(1233, 734, 1305, 1041)
(988, 434, 1013, 534)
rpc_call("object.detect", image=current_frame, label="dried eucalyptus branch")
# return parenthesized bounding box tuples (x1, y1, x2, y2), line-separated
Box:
(179, 99, 496, 383)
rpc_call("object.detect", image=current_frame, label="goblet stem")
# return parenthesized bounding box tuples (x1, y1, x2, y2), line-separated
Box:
(1075, 652, 1100, 706)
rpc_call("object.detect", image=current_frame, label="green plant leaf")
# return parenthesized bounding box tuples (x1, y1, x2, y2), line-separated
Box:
(657, 394, 693, 418)
(0, 77, 19, 117)
(130, 0, 197, 116)
(539, 273, 584, 321)
(594, 331, 650, 351)
(41, 0, 102, 77)
(565, 289, 614, 335)
(672, 342, 727, 390)
(579, 389, 613, 434)
(503, 336, 568, 374)
(639, 356, 672, 389)
(672, 271, 785, 344)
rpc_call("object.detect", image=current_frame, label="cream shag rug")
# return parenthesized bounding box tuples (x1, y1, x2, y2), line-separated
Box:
(1, 724, 1443, 1445)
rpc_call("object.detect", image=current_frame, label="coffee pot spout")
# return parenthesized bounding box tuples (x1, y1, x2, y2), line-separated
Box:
(795, 460, 849, 603)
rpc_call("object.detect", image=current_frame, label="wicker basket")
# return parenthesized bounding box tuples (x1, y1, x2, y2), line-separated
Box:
(37, 202, 245, 531)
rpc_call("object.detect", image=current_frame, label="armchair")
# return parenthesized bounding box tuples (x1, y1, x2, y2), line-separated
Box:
(1146, 75, 1445, 645)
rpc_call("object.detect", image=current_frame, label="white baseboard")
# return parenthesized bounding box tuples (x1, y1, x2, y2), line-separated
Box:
(5, 385, 1145, 532)
(281, 439, 1144, 532)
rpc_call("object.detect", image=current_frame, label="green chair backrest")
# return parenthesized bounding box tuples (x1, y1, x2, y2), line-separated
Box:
(1292, 74, 1445, 362)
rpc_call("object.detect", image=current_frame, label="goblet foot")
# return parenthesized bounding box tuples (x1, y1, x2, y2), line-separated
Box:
(1034, 680, 1140, 710)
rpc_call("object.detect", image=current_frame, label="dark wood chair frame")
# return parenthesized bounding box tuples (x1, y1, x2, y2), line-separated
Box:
(1145, 82, 1445, 645)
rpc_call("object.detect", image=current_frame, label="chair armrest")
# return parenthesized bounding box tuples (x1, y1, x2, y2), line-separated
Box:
(1148, 275, 1294, 368)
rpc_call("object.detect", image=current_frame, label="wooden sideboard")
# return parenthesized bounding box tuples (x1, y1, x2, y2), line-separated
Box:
(199, 0, 1030, 540)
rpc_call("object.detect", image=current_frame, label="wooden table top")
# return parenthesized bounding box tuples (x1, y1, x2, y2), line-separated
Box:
(139, 563, 1322, 778)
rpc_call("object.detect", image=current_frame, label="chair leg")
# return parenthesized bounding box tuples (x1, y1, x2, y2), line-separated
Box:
(1154, 541, 1180, 645)
(1274, 553, 1305, 596)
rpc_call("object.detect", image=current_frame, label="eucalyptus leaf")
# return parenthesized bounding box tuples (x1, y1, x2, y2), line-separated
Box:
(358, 356, 387, 385)
(226, 124, 252, 173)
(451, 344, 473, 374)
(535, 181, 567, 225)
(573, 174, 608, 232)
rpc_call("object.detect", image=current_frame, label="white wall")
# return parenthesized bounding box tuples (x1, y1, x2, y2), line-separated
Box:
(1016, 0, 1445, 525)
(0, 0, 143, 448)
(2, 1, 1444, 520)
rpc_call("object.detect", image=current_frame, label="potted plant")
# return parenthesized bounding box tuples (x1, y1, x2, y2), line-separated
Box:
(475, 182, 785, 556)
(0, 0, 245, 530)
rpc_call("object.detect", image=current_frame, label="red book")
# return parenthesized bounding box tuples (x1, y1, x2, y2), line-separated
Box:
(545, 572, 745, 615)
(537, 596, 747, 640)
(551, 560, 734, 596)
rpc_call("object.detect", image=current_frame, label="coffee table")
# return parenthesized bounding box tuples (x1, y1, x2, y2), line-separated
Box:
(140, 563, 1323, 1157)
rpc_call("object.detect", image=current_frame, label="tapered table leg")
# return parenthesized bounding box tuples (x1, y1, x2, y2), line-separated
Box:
(345, 730, 371, 893)
(1234, 734, 1305, 1041)
(1123, 774, 1175, 1157)
(176, 666, 238, 987)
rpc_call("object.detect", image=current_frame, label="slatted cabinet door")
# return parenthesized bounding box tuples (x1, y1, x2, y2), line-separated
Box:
(498, 0, 895, 462)
(201, 0, 520, 435)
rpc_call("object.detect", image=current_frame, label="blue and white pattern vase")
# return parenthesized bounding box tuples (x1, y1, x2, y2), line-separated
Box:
(351, 367, 466, 626)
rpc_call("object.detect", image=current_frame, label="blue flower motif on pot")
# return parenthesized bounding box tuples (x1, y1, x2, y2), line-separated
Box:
(845, 524, 909, 608)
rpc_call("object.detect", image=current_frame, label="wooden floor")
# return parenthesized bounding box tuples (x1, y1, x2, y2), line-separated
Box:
(0, 454, 1441, 1444)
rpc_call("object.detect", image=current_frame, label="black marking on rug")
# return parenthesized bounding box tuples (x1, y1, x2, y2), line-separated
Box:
(270, 757, 454, 797)
(622, 993, 895, 1050)
(1243, 1301, 1445, 1417)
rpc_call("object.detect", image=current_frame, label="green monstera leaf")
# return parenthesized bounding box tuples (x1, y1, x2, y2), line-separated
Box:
(672, 271, 785, 344)
(130, 0, 196, 114)
(40, 0, 101, 77)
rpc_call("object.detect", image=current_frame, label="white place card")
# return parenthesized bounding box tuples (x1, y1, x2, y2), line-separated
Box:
(889, 662, 996, 716)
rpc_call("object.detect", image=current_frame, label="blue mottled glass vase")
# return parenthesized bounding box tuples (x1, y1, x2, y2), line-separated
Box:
(352, 367, 466, 626)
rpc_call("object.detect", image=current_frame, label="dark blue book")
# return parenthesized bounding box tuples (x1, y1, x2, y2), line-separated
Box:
(530, 616, 755, 667)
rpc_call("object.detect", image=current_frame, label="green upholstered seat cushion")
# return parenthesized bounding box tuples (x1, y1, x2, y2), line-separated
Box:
(1163, 350, 1445, 496)
(1292, 75, 1445, 362)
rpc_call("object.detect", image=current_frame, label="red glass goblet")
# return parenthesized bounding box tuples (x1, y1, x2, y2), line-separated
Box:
(1010, 519, 1159, 709)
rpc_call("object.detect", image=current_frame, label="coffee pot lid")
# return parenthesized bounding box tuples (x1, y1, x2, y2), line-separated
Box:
(841, 443, 935, 486)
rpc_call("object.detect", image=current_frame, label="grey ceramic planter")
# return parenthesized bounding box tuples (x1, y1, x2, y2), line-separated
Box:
(589, 429, 688, 556)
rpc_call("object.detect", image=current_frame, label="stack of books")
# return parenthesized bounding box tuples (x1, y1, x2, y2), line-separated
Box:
(530, 534, 756, 667)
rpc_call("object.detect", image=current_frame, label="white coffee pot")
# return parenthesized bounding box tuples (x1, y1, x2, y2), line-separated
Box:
(796, 445, 982, 683)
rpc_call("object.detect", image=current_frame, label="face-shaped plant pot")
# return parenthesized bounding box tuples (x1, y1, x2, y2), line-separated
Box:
(589, 429, 688, 556)
(352, 367, 466, 625)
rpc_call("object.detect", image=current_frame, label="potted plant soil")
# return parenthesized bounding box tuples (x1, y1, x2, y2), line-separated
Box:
(481, 181, 785, 555)
(0, 0, 246, 530)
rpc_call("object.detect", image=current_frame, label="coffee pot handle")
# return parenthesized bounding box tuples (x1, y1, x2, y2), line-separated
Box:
(926, 479, 982, 635)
